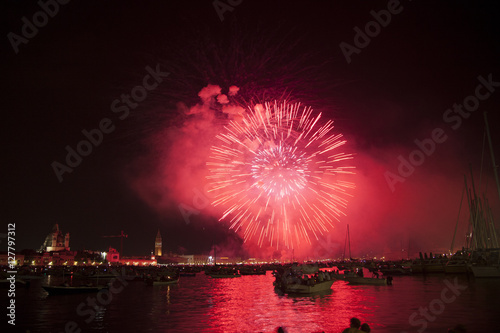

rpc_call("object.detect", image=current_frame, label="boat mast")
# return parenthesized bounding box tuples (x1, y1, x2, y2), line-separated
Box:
(450, 184, 466, 253)
(348, 224, 351, 260)
(464, 175, 476, 250)
(484, 112, 500, 203)
(343, 225, 347, 261)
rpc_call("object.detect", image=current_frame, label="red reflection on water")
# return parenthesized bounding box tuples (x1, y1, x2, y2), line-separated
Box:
(204, 272, 372, 333)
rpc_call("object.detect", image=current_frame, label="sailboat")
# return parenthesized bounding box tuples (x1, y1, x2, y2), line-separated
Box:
(335, 224, 392, 285)
(464, 112, 500, 278)
(205, 243, 241, 278)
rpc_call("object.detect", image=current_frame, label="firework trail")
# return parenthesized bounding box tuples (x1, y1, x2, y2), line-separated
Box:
(207, 101, 355, 250)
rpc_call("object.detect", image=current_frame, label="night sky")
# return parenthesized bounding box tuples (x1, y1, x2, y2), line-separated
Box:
(3, 0, 500, 259)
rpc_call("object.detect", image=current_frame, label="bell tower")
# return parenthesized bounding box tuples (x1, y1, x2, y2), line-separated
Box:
(154, 229, 162, 257)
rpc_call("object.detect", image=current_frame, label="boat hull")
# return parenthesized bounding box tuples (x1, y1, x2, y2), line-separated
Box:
(344, 276, 388, 285)
(152, 279, 179, 285)
(444, 263, 468, 274)
(283, 280, 333, 294)
(423, 264, 445, 273)
(208, 274, 241, 278)
(470, 266, 500, 278)
(42, 285, 107, 295)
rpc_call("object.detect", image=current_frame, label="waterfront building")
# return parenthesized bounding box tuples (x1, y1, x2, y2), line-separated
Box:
(40, 224, 70, 252)
(107, 247, 156, 266)
(0, 253, 25, 266)
(107, 247, 121, 263)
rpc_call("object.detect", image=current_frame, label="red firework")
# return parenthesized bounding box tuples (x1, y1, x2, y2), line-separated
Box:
(207, 101, 355, 249)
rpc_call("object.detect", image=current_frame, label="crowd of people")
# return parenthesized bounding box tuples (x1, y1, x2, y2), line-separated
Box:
(274, 267, 342, 287)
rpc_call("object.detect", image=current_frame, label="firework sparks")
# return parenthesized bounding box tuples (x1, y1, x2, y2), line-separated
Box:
(207, 101, 355, 249)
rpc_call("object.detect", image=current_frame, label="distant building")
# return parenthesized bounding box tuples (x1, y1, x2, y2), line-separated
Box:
(40, 224, 70, 252)
(106, 247, 156, 266)
(0, 253, 24, 266)
(154, 229, 162, 257)
(118, 257, 157, 266)
(107, 247, 120, 263)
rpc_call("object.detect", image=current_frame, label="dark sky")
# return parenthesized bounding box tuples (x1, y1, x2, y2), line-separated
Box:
(3, 0, 500, 259)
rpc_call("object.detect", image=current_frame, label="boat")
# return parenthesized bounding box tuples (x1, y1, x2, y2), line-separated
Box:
(209, 273, 241, 278)
(445, 259, 469, 274)
(145, 275, 180, 286)
(469, 248, 500, 277)
(208, 270, 242, 278)
(282, 279, 334, 294)
(444, 250, 470, 274)
(205, 265, 241, 278)
(331, 270, 392, 285)
(411, 253, 447, 274)
(410, 259, 424, 274)
(470, 266, 500, 277)
(463, 113, 500, 278)
(239, 266, 267, 275)
(273, 264, 334, 294)
(423, 258, 447, 273)
(42, 284, 108, 295)
(146, 278, 180, 286)
(379, 263, 412, 276)
(344, 276, 390, 285)
(470, 265, 500, 277)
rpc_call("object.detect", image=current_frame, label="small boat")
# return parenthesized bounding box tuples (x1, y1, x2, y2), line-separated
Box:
(469, 248, 500, 277)
(410, 259, 424, 274)
(42, 284, 108, 295)
(282, 280, 333, 294)
(145, 276, 180, 286)
(208, 273, 241, 278)
(343, 275, 391, 285)
(206, 266, 241, 278)
(379, 264, 412, 276)
(470, 265, 500, 277)
(445, 258, 469, 274)
(423, 258, 447, 273)
(273, 264, 334, 294)
(148, 278, 179, 286)
(239, 267, 266, 275)
(331, 270, 392, 285)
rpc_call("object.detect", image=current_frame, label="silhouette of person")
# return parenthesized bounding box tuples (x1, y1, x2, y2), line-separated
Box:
(342, 317, 363, 333)
(360, 323, 371, 332)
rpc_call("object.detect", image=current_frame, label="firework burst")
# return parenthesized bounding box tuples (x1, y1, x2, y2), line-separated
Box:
(207, 101, 355, 249)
